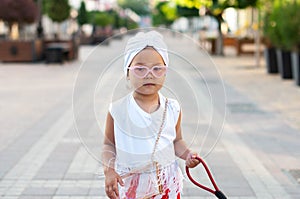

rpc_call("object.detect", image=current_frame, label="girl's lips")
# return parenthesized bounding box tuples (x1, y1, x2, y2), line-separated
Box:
(143, 83, 155, 86)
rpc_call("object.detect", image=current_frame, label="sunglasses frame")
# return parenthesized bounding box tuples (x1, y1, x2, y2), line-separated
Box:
(127, 65, 168, 78)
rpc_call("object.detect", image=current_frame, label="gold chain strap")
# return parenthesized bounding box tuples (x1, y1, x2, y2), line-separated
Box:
(150, 98, 168, 196)
(151, 98, 168, 161)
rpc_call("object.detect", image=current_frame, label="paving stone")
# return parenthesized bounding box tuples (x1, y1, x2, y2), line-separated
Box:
(55, 187, 89, 196)
(64, 173, 95, 180)
(21, 187, 57, 196)
(88, 187, 106, 196)
(18, 196, 52, 199)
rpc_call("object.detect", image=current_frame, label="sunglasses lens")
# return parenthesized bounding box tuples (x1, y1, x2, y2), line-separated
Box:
(152, 66, 167, 78)
(133, 67, 148, 77)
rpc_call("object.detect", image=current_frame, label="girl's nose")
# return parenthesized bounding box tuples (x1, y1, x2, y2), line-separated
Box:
(145, 70, 154, 78)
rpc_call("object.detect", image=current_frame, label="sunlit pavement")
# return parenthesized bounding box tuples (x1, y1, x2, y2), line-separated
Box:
(0, 32, 299, 199)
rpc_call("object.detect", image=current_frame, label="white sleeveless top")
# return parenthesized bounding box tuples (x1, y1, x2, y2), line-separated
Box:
(109, 92, 181, 172)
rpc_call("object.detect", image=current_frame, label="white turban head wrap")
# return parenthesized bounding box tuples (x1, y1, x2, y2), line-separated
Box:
(123, 31, 169, 76)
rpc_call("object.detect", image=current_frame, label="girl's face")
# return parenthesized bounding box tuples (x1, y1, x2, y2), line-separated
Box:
(128, 47, 166, 96)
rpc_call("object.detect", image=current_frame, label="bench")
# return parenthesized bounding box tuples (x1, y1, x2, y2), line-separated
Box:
(224, 37, 263, 56)
(204, 35, 263, 56)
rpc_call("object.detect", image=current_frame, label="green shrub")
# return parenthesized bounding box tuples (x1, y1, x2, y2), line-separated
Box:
(264, 3, 282, 48)
(279, 2, 300, 51)
(88, 11, 114, 27)
(264, 1, 300, 51)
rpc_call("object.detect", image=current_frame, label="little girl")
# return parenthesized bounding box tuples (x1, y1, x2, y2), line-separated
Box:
(102, 31, 200, 199)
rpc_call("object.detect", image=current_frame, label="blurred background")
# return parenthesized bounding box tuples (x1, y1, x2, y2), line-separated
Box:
(0, 0, 299, 84)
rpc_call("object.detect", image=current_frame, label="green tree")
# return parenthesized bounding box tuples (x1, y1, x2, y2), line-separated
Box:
(174, 0, 259, 55)
(45, 0, 71, 23)
(116, 16, 138, 30)
(0, 0, 38, 39)
(44, 0, 71, 38)
(118, 0, 150, 15)
(77, 1, 88, 27)
(152, 1, 178, 27)
(126, 18, 139, 30)
(88, 11, 114, 27)
(176, 5, 199, 18)
(93, 12, 114, 27)
(108, 10, 124, 29)
(211, 0, 259, 55)
(88, 10, 115, 41)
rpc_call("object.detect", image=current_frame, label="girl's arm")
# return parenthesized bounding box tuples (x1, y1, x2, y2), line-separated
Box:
(102, 112, 116, 172)
(174, 111, 200, 168)
(102, 112, 124, 199)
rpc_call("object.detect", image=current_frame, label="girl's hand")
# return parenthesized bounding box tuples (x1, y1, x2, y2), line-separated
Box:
(185, 152, 200, 168)
(105, 168, 124, 199)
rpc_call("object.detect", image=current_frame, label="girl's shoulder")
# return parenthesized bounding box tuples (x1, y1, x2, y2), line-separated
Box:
(159, 93, 180, 114)
(162, 96, 181, 123)
(109, 94, 130, 117)
(167, 98, 180, 112)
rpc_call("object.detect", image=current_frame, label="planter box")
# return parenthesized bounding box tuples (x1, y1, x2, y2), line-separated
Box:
(44, 38, 79, 61)
(45, 43, 70, 64)
(264, 47, 278, 73)
(276, 49, 293, 79)
(291, 52, 300, 86)
(0, 39, 43, 62)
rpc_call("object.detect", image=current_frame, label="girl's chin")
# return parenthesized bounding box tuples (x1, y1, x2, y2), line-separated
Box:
(134, 88, 159, 96)
(133, 84, 163, 95)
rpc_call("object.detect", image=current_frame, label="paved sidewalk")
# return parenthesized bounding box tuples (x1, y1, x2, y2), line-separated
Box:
(0, 32, 299, 199)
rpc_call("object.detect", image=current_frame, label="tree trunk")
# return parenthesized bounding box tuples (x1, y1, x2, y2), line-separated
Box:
(10, 22, 19, 40)
(215, 17, 224, 56)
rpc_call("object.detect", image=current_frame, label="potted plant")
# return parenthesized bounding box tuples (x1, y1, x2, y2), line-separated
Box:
(43, 0, 80, 63)
(279, 1, 300, 85)
(44, 0, 71, 39)
(261, 0, 280, 74)
(267, 1, 293, 79)
(292, 49, 300, 86)
(262, 12, 278, 74)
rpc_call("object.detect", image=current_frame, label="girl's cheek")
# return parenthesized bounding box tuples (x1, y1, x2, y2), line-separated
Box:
(130, 79, 143, 89)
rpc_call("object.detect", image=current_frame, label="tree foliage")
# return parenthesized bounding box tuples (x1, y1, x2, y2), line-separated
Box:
(172, 0, 259, 28)
(117, 0, 150, 15)
(152, 1, 178, 26)
(0, 0, 38, 25)
(174, 0, 258, 16)
(94, 13, 114, 27)
(88, 11, 114, 27)
(108, 10, 125, 29)
(173, 0, 259, 55)
(174, 0, 208, 8)
(176, 5, 199, 17)
(77, 1, 88, 26)
(264, 0, 300, 50)
(44, 0, 71, 23)
(279, 1, 300, 51)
